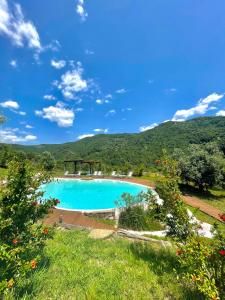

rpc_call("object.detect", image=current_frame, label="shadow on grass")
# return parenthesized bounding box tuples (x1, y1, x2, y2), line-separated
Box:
(130, 242, 204, 300)
(179, 183, 225, 201)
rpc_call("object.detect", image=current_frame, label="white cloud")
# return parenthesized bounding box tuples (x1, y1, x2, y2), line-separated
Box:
(139, 123, 158, 132)
(85, 49, 94, 55)
(172, 93, 224, 122)
(25, 124, 33, 129)
(116, 88, 127, 94)
(51, 59, 66, 69)
(216, 110, 225, 116)
(165, 88, 177, 94)
(76, 0, 88, 22)
(57, 62, 88, 99)
(96, 99, 104, 105)
(93, 128, 108, 133)
(105, 94, 112, 99)
(9, 59, 17, 67)
(0, 0, 42, 50)
(43, 94, 56, 100)
(78, 134, 94, 140)
(0, 127, 37, 143)
(17, 111, 26, 116)
(75, 107, 83, 112)
(105, 109, 116, 117)
(0, 100, 19, 109)
(121, 107, 132, 112)
(35, 102, 75, 127)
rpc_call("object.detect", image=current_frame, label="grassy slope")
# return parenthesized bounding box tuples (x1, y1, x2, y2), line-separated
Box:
(8, 229, 201, 300)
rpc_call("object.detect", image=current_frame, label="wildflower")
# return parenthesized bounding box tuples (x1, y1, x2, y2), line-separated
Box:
(155, 159, 161, 165)
(43, 228, 49, 235)
(176, 249, 183, 256)
(219, 249, 225, 256)
(7, 279, 14, 289)
(219, 214, 225, 222)
(31, 259, 37, 269)
(55, 199, 60, 204)
(12, 239, 18, 245)
(32, 201, 38, 206)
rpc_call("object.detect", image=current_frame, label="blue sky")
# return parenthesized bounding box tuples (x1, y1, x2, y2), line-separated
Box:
(0, 0, 225, 144)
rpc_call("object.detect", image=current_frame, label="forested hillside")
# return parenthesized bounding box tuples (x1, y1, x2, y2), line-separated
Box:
(11, 116, 225, 166)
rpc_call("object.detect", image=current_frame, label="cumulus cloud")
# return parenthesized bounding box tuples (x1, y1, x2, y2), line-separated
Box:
(0, 127, 37, 143)
(57, 62, 88, 99)
(76, 0, 88, 22)
(35, 102, 75, 127)
(216, 110, 225, 116)
(25, 124, 33, 129)
(172, 93, 224, 122)
(0, 100, 19, 109)
(0, 0, 42, 50)
(78, 133, 94, 140)
(116, 88, 127, 94)
(0, 99, 26, 115)
(51, 59, 66, 69)
(93, 128, 108, 133)
(139, 123, 158, 132)
(43, 94, 56, 100)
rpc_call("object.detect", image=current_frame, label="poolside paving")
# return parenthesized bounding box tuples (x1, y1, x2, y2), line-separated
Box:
(44, 208, 115, 230)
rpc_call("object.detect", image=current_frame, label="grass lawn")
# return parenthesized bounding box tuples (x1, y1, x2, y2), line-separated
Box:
(0, 167, 7, 180)
(8, 229, 201, 300)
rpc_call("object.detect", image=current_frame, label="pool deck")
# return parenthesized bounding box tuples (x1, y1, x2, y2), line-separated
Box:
(44, 176, 223, 229)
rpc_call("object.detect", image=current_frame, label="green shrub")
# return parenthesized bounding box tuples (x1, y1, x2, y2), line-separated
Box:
(0, 159, 59, 295)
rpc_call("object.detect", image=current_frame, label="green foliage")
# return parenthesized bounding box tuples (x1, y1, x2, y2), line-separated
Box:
(174, 142, 225, 191)
(10, 116, 225, 168)
(119, 205, 148, 230)
(39, 151, 56, 172)
(0, 159, 59, 295)
(154, 155, 196, 241)
(177, 220, 225, 299)
(133, 164, 145, 177)
(0, 144, 13, 168)
(117, 192, 164, 231)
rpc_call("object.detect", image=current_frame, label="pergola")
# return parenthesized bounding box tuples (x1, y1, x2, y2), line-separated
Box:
(64, 159, 101, 175)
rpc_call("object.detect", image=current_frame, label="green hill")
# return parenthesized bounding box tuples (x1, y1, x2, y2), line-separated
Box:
(12, 116, 225, 166)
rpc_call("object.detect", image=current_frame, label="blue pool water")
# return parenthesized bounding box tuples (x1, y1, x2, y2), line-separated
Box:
(41, 179, 148, 210)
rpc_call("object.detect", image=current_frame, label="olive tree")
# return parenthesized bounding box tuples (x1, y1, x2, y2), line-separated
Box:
(174, 143, 225, 191)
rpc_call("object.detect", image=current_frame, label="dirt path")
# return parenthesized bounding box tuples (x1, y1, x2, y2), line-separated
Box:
(182, 195, 223, 222)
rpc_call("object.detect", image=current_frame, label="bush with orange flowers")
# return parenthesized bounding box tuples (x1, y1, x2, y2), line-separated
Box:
(0, 158, 60, 295)
(177, 219, 225, 300)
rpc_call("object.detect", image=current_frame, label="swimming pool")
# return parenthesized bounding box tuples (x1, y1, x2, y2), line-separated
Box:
(41, 179, 148, 211)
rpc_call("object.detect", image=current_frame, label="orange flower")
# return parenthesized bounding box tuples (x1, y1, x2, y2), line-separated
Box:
(7, 279, 14, 289)
(43, 228, 49, 235)
(31, 259, 37, 269)
(12, 239, 18, 245)
(176, 249, 183, 256)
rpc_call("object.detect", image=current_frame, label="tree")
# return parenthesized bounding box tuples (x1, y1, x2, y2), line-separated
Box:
(0, 144, 13, 168)
(0, 158, 60, 294)
(173, 143, 225, 191)
(40, 151, 56, 172)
